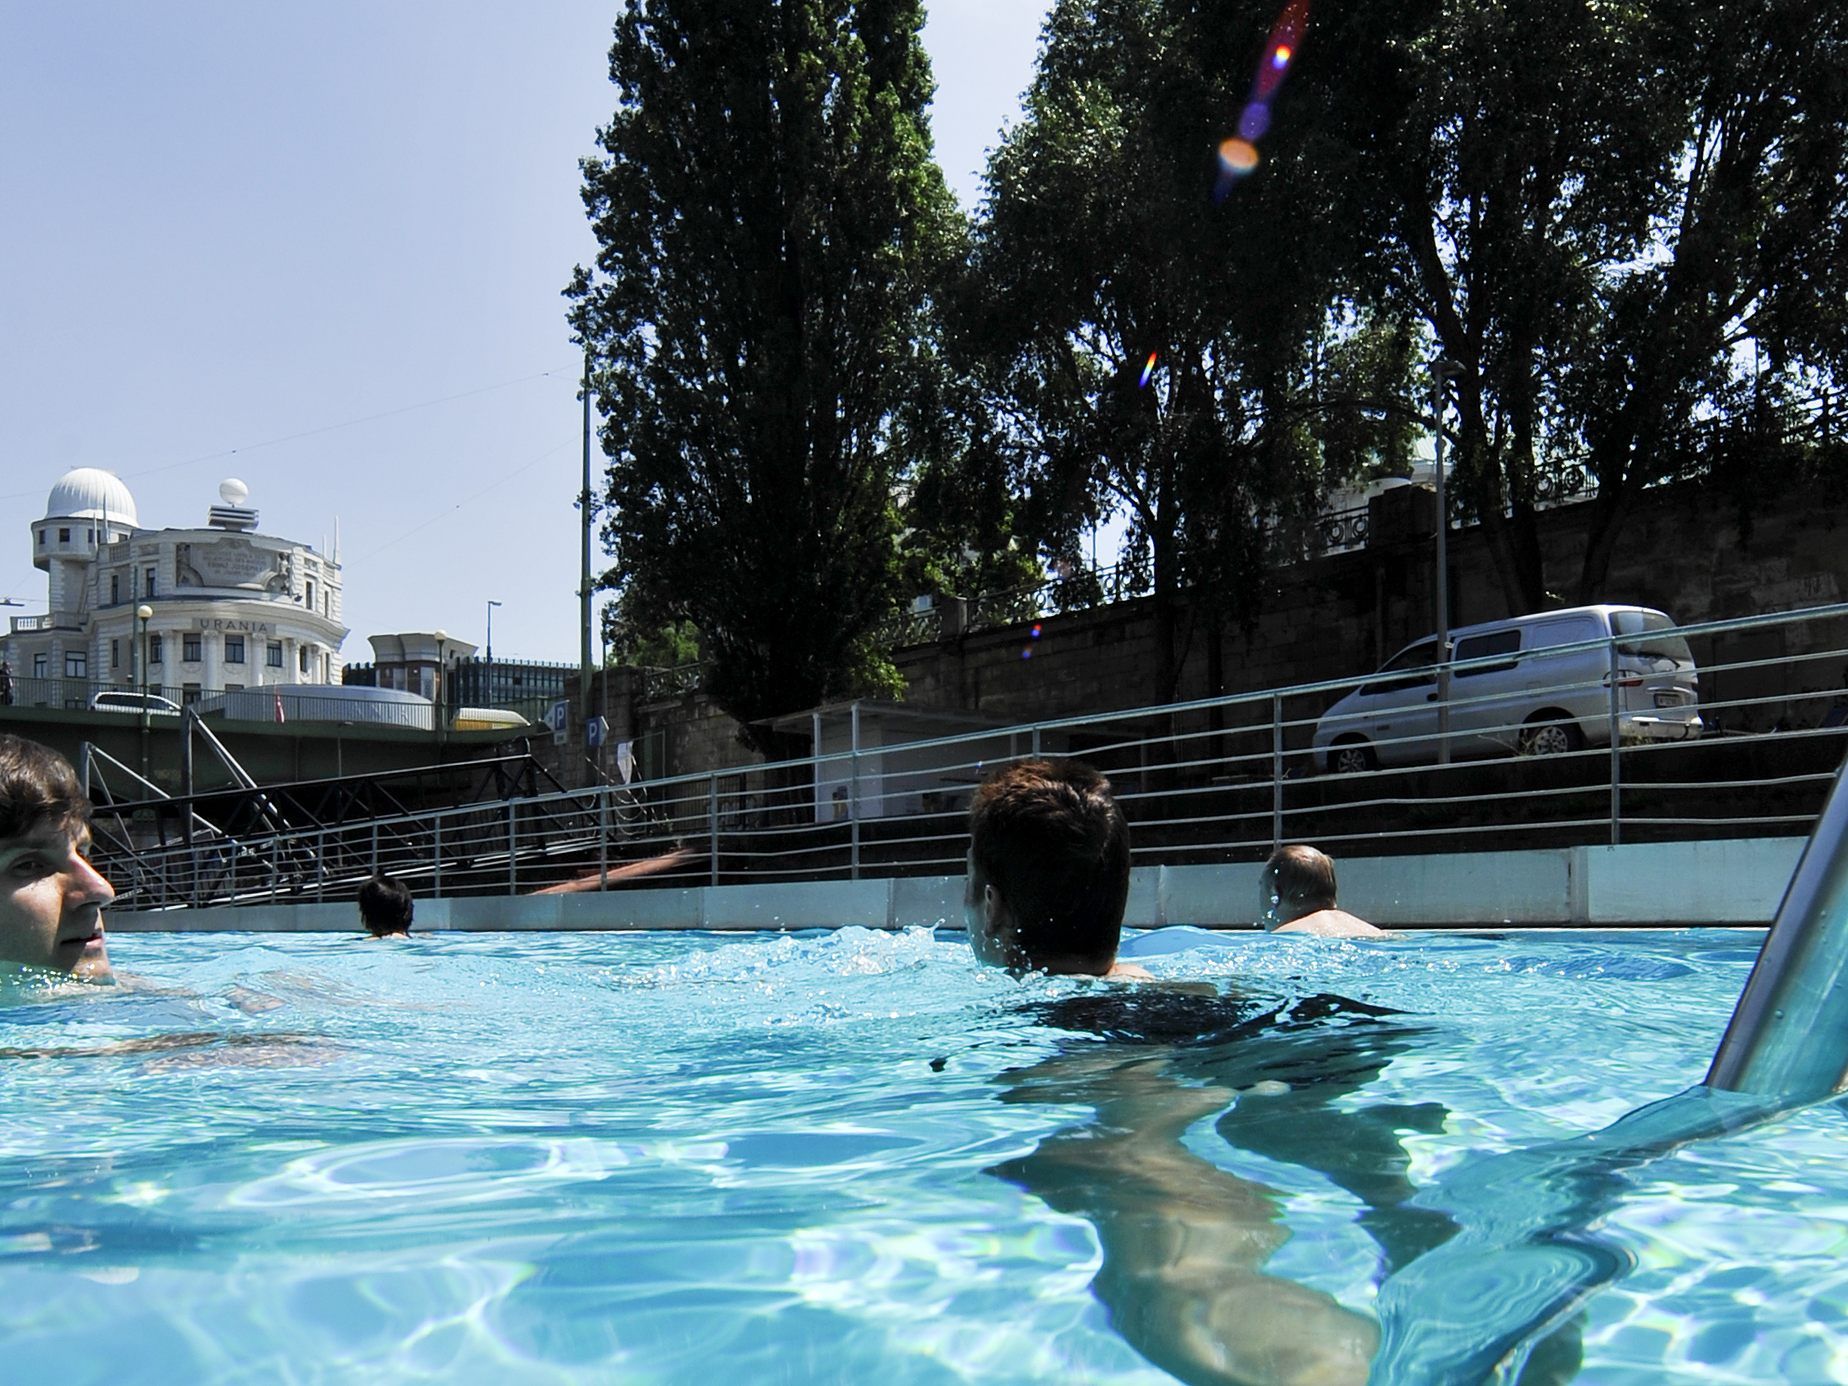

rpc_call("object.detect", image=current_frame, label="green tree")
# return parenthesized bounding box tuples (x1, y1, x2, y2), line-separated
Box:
(1335, 0, 1848, 610)
(970, 0, 1410, 703)
(568, 0, 962, 755)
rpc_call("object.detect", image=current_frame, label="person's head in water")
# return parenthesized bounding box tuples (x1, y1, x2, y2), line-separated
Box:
(965, 758, 1131, 976)
(1261, 844, 1339, 928)
(0, 734, 114, 979)
(358, 872, 414, 938)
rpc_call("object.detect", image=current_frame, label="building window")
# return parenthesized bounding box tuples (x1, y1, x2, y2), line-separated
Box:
(298, 645, 311, 674)
(145, 567, 157, 597)
(110, 574, 120, 604)
(58, 528, 71, 546)
(226, 683, 244, 693)
(225, 636, 246, 664)
(36, 529, 45, 550)
(65, 651, 86, 678)
(182, 634, 202, 663)
(306, 579, 316, 610)
(33, 654, 47, 679)
(149, 634, 163, 665)
(267, 642, 284, 668)
(111, 639, 120, 670)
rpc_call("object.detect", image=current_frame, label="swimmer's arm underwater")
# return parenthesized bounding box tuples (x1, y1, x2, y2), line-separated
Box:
(993, 1050, 1377, 1386)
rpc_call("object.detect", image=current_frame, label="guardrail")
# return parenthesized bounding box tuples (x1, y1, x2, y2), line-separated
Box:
(89, 603, 1848, 909)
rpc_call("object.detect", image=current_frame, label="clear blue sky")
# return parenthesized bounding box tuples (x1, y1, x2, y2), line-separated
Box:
(0, 1, 1049, 667)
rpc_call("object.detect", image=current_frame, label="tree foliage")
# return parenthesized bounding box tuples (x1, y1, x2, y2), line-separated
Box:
(967, 0, 1413, 701)
(1329, 0, 1848, 610)
(568, 0, 961, 754)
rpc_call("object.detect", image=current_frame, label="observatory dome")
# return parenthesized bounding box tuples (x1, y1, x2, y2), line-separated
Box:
(43, 468, 139, 528)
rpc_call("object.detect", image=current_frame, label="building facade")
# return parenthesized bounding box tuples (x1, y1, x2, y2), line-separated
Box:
(4, 470, 347, 709)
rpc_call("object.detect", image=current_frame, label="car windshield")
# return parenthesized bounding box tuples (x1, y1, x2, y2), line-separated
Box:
(1612, 611, 1692, 663)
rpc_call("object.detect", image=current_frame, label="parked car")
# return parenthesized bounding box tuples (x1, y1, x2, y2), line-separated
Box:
(1313, 605, 1703, 773)
(88, 690, 182, 716)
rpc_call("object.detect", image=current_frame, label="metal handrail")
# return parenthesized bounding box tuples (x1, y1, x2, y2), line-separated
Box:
(91, 602, 1848, 907)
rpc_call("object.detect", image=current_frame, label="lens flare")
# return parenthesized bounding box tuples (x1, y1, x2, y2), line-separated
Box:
(1139, 352, 1158, 388)
(1219, 138, 1261, 174)
(1216, 0, 1308, 201)
(1029, 623, 1042, 638)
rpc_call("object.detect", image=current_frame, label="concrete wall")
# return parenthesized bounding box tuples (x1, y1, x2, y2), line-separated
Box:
(107, 837, 1803, 935)
(601, 479, 1848, 777)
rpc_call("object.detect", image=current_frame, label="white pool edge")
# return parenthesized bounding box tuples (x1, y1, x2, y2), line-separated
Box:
(102, 838, 1803, 934)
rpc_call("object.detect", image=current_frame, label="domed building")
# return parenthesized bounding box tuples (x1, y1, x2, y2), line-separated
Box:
(5, 471, 346, 709)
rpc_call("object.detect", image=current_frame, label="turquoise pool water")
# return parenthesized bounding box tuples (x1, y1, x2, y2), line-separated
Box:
(0, 927, 1842, 1383)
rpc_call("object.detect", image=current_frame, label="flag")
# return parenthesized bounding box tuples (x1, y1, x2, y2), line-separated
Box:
(274, 689, 286, 725)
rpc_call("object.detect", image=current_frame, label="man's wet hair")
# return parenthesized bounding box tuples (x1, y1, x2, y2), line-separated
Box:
(968, 758, 1130, 968)
(1265, 843, 1339, 918)
(358, 872, 415, 934)
(0, 734, 91, 842)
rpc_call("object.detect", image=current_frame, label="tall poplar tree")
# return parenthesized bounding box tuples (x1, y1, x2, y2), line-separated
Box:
(568, 0, 961, 755)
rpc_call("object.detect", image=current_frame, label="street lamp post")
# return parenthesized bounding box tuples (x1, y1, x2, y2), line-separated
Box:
(433, 629, 448, 750)
(1431, 359, 1463, 765)
(136, 603, 154, 782)
(486, 599, 502, 708)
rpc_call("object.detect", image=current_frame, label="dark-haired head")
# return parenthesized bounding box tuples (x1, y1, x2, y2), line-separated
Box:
(358, 872, 414, 936)
(966, 758, 1130, 975)
(0, 734, 91, 843)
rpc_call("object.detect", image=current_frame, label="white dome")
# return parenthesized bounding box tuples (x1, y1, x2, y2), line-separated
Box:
(44, 468, 139, 527)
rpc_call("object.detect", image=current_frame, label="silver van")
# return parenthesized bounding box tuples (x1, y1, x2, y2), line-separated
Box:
(1314, 605, 1702, 773)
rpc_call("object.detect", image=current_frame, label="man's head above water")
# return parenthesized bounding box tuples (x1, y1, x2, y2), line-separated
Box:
(965, 758, 1133, 977)
(0, 734, 114, 980)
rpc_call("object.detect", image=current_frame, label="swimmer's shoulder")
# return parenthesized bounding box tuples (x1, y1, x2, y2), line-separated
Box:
(1273, 909, 1391, 939)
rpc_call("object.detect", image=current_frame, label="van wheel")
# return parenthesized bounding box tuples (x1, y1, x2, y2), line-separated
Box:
(1331, 738, 1376, 774)
(1519, 718, 1584, 757)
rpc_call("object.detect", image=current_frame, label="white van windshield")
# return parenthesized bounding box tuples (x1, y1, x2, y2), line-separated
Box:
(1612, 610, 1692, 663)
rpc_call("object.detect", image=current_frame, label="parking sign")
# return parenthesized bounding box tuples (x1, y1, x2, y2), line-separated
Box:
(547, 699, 569, 746)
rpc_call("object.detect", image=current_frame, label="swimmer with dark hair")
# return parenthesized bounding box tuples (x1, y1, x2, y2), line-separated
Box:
(964, 757, 1148, 978)
(358, 872, 414, 939)
(0, 734, 115, 981)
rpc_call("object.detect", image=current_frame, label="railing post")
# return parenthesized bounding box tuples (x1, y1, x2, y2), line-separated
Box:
(1271, 693, 1285, 851)
(316, 828, 325, 904)
(508, 801, 518, 896)
(1608, 637, 1623, 847)
(371, 822, 380, 874)
(850, 701, 862, 882)
(433, 815, 443, 896)
(599, 786, 610, 890)
(708, 774, 720, 887)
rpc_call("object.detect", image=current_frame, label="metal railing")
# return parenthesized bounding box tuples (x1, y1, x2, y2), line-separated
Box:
(90, 603, 1848, 909)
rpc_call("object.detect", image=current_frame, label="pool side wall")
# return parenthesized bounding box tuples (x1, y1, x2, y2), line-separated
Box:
(105, 839, 1803, 934)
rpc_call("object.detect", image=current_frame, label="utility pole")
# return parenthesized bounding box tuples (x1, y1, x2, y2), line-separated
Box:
(580, 349, 594, 713)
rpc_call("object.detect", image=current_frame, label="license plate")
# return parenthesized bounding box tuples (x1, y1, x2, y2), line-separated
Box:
(1654, 690, 1682, 708)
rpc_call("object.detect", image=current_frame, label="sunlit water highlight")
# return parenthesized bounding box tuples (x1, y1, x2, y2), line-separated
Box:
(0, 926, 1840, 1383)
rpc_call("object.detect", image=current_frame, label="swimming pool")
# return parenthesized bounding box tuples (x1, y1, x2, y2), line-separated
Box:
(1, 926, 1841, 1383)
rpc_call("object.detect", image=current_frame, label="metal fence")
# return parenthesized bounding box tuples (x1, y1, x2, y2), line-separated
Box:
(91, 603, 1848, 910)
